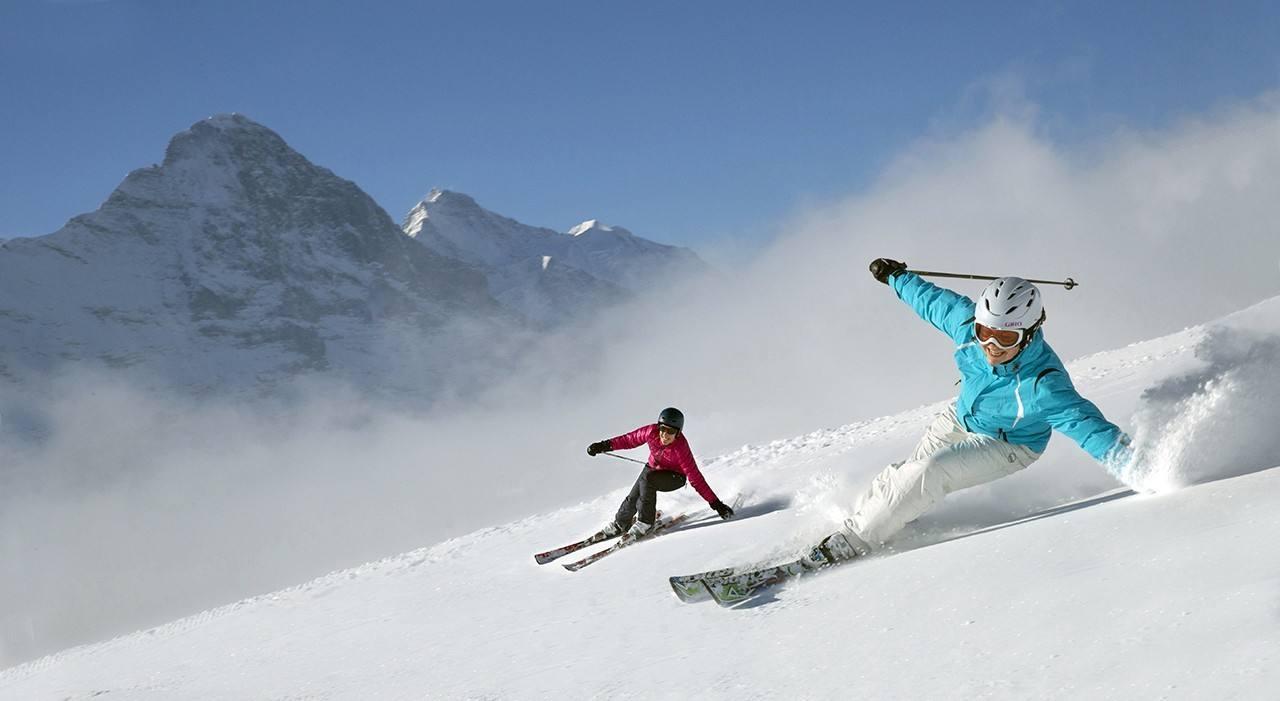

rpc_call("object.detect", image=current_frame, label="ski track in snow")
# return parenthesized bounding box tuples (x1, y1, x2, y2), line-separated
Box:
(4, 302, 1280, 699)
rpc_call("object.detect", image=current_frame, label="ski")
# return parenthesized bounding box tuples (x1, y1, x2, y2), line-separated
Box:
(562, 513, 692, 572)
(534, 529, 619, 565)
(535, 510, 669, 564)
(676, 487, 1140, 606)
(702, 559, 814, 606)
(687, 533, 858, 606)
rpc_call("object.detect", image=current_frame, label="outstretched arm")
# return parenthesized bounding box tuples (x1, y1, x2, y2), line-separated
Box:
(1037, 372, 1132, 476)
(608, 425, 655, 451)
(588, 425, 654, 456)
(888, 271, 978, 344)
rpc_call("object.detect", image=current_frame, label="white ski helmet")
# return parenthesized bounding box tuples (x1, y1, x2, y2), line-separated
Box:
(975, 277, 1044, 331)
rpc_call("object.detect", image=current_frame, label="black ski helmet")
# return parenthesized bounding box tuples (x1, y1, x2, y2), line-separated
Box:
(658, 407, 684, 432)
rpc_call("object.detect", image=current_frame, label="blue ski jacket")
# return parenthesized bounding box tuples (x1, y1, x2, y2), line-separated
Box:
(889, 272, 1131, 471)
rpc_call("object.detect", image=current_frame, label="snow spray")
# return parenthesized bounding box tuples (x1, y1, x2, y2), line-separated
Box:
(1125, 326, 1280, 492)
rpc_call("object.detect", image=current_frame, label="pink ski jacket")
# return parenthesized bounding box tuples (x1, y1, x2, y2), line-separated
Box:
(609, 424, 721, 505)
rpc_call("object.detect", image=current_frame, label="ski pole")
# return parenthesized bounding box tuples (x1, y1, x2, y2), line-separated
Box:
(906, 269, 1078, 290)
(604, 453, 647, 466)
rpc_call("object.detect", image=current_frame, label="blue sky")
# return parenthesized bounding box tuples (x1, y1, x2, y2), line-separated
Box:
(1, 0, 1277, 254)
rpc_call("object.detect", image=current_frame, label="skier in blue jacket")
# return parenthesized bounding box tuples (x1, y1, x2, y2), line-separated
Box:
(807, 258, 1134, 566)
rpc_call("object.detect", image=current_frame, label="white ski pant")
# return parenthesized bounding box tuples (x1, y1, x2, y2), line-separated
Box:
(842, 404, 1041, 547)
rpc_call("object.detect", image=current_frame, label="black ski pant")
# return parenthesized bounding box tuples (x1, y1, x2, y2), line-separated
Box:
(614, 466, 687, 528)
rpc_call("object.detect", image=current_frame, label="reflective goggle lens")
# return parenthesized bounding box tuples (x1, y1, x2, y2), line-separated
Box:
(974, 323, 1023, 349)
(657, 424, 679, 435)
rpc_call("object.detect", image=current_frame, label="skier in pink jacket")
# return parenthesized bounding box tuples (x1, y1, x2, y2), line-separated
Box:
(587, 407, 734, 538)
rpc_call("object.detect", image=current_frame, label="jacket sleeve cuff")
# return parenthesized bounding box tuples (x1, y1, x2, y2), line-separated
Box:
(1101, 435, 1135, 480)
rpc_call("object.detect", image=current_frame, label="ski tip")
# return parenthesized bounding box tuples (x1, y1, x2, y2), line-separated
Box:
(668, 577, 709, 603)
(669, 567, 741, 602)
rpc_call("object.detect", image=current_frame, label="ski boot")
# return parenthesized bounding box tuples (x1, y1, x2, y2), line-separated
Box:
(600, 520, 627, 538)
(625, 520, 654, 540)
(800, 531, 870, 570)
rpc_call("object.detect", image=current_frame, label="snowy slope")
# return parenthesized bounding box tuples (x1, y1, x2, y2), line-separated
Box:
(3, 299, 1279, 699)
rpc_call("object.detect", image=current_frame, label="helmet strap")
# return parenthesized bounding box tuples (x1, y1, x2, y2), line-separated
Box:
(1018, 311, 1048, 350)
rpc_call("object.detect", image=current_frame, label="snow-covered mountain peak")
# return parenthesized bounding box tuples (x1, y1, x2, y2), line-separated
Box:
(98, 112, 360, 222)
(567, 219, 633, 238)
(400, 190, 709, 326)
(400, 190, 709, 325)
(424, 188, 480, 209)
(568, 219, 603, 235)
(402, 200, 430, 236)
(402, 189, 499, 240)
(404, 189, 488, 237)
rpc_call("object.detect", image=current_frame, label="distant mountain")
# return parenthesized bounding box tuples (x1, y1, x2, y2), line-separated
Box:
(403, 189, 708, 326)
(0, 115, 712, 398)
(0, 114, 512, 397)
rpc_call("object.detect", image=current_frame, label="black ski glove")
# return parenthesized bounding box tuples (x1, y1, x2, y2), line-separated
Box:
(710, 500, 734, 520)
(869, 258, 907, 285)
(587, 440, 613, 456)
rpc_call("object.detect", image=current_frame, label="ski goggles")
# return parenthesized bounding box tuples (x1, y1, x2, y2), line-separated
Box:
(657, 424, 680, 436)
(974, 323, 1024, 350)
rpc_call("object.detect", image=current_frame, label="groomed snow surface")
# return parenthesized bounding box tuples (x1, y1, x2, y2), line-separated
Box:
(4, 299, 1279, 700)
